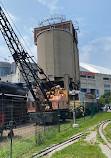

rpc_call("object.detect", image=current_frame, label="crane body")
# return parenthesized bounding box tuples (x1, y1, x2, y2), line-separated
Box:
(0, 6, 70, 128)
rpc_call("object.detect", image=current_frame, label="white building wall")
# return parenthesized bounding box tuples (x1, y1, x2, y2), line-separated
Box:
(1, 66, 24, 83)
(80, 72, 111, 98)
(1, 75, 12, 82)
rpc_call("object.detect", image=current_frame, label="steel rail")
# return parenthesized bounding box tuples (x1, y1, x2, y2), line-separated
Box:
(98, 119, 111, 150)
(33, 132, 85, 157)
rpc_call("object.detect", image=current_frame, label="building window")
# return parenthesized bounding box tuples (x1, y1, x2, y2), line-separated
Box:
(104, 85, 110, 88)
(65, 26, 69, 31)
(81, 89, 87, 92)
(48, 75, 53, 80)
(103, 77, 109, 81)
(87, 76, 95, 79)
(80, 75, 86, 78)
(28, 102, 30, 109)
(32, 102, 35, 108)
(104, 90, 110, 93)
(50, 25, 55, 29)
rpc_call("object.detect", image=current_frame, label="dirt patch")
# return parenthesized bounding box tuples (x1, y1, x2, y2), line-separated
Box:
(0, 123, 45, 148)
(99, 143, 111, 158)
(85, 123, 111, 158)
(2, 123, 36, 138)
(85, 130, 97, 144)
(0, 123, 56, 148)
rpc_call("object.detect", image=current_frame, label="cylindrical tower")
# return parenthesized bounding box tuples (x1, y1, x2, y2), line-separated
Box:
(34, 20, 80, 90)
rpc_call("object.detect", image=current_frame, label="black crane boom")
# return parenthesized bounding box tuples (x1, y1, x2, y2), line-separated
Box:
(0, 6, 49, 102)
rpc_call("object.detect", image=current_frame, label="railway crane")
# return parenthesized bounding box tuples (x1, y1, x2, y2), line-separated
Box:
(0, 6, 69, 131)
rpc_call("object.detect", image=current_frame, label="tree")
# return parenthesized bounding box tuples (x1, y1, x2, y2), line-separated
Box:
(99, 92, 111, 105)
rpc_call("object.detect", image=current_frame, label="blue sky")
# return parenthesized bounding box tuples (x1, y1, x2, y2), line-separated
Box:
(0, 0, 111, 69)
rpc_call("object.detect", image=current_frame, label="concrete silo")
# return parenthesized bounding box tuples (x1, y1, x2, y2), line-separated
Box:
(34, 19, 80, 90)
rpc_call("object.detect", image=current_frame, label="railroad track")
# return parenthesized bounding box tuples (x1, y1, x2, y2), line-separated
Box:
(33, 120, 111, 157)
(98, 119, 111, 150)
(33, 132, 85, 158)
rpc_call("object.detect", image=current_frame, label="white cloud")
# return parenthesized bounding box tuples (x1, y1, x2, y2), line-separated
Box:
(80, 36, 111, 68)
(37, 0, 62, 13)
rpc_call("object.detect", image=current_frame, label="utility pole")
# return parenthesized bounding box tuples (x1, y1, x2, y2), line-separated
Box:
(71, 90, 79, 128)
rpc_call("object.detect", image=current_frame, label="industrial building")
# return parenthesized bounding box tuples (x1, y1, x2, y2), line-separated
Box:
(1, 63, 20, 83)
(1, 62, 37, 83)
(80, 62, 111, 98)
(1, 61, 111, 98)
(0, 16, 110, 98)
(0, 62, 11, 77)
(34, 19, 80, 90)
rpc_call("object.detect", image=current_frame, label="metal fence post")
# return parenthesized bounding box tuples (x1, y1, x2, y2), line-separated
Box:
(83, 101, 85, 121)
(43, 102, 46, 135)
(98, 103, 100, 112)
(35, 101, 38, 146)
(58, 102, 60, 133)
(91, 103, 92, 118)
(10, 99, 13, 158)
(1, 94, 4, 139)
(73, 96, 76, 124)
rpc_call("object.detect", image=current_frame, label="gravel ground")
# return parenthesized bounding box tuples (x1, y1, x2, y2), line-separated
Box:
(85, 130, 97, 144)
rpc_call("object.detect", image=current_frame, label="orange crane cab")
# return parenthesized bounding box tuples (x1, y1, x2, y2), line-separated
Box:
(27, 86, 69, 123)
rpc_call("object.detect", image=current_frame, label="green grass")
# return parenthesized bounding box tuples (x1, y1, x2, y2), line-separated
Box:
(96, 133, 106, 145)
(0, 112, 111, 158)
(104, 122, 111, 141)
(50, 139, 107, 158)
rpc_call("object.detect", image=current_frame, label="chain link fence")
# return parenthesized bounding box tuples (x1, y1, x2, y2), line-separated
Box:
(0, 96, 102, 158)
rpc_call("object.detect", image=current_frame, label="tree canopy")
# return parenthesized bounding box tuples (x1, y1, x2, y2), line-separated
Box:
(99, 92, 111, 105)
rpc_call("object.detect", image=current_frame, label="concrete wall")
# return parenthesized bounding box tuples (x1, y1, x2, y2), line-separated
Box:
(37, 29, 54, 80)
(80, 72, 111, 97)
(37, 29, 77, 82)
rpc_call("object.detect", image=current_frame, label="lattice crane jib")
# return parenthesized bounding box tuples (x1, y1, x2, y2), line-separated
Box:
(0, 6, 48, 102)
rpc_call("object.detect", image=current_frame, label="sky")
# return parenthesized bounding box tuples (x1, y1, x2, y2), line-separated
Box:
(0, 0, 111, 69)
